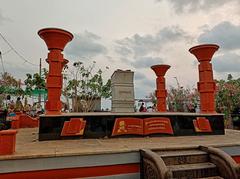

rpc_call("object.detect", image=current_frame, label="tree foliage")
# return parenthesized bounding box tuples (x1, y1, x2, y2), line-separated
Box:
(167, 87, 199, 112)
(24, 68, 47, 95)
(147, 86, 199, 112)
(0, 72, 19, 87)
(0, 72, 24, 106)
(215, 74, 240, 128)
(63, 61, 111, 112)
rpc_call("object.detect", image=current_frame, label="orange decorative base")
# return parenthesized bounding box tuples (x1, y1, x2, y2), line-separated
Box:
(0, 163, 139, 179)
(193, 117, 212, 132)
(10, 114, 39, 129)
(61, 118, 86, 136)
(232, 156, 240, 164)
(45, 111, 62, 115)
(112, 117, 173, 136)
(19, 114, 39, 128)
(10, 116, 20, 129)
(0, 130, 17, 155)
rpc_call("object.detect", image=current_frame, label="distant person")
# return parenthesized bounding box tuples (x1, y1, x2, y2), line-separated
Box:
(15, 97, 23, 112)
(139, 103, 147, 112)
(152, 104, 156, 112)
(24, 104, 31, 115)
(31, 103, 37, 117)
(0, 105, 10, 130)
(36, 103, 43, 115)
(8, 100, 16, 116)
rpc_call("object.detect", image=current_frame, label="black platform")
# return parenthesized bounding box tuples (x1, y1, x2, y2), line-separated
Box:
(38, 112, 224, 141)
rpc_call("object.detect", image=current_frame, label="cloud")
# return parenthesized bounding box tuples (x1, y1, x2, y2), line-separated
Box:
(198, 21, 240, 50)
(115, 26, 191, 58)
(4, 61, 37, 79)
(213, 53, 240, 73)
(134, 72, 155, 89)
(135, 72, 146, 81)
(65, 31, 107, 58)
(0, 10, 10, 25)
(156, 0, 237, 13)
(132, 56, 163, 68)
(134, 74, 155, 98)
(141, 77, 155, 88)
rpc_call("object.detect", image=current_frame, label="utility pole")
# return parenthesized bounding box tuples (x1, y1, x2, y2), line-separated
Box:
(174, 77, 180, 88)
(38, 58, 42, 104)
(39, 58, 42, 76)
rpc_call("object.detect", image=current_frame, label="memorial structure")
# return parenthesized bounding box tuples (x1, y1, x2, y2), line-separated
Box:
(37, 28, 224, 141)
(111, 69, 135, 113)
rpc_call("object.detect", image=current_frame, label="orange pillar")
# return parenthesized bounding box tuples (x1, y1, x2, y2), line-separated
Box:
(151, 65, 170, 112)
(189, 44, 219, 113)
(38, 28, 73, 115)
(0, 130, 17, 155)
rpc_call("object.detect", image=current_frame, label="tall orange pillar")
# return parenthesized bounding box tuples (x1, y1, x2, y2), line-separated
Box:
(151, 65, 170, 112)
(189, 44, 219, 113)
(38, 28, 73, 115)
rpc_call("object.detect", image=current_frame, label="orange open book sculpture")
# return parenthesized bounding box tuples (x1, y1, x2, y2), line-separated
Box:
(193, 117, 212, 132)
(112, 117, 173, 136)
(61, 118, 86, 136)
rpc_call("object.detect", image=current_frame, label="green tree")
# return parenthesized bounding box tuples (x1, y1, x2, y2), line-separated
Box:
(24, 68, 47, 103)
(147, 86, 199, 112)
(167, 86, 199, 112)
(216, 74, 240, 128)
(0, 72, 24, 106)
(63, 61, 111, 112)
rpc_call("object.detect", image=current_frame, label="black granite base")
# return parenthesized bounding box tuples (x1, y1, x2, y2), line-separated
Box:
(39, 112, 224, 141)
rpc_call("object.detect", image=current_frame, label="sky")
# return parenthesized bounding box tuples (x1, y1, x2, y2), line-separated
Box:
(0, 0, 240, 99)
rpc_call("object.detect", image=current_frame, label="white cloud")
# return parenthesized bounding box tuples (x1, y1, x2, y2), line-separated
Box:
(65, 31, 107, 58)
(131, 56, 163, 69)
(156, 0, 238, 13)
(0, 10, 10, 25)
(213, 53, 240, 73)
(134, 72, 146, 80)
(115, 26, 192, 58)
(198, 21, 240, 50)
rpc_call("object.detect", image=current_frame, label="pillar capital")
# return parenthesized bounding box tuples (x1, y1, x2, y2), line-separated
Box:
(189, 44, 219, 62)
(151, 64, 170, 77)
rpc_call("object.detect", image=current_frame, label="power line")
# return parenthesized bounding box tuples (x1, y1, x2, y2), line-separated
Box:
(0, 32, 38, 67)
(2, 48, 12, 55)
